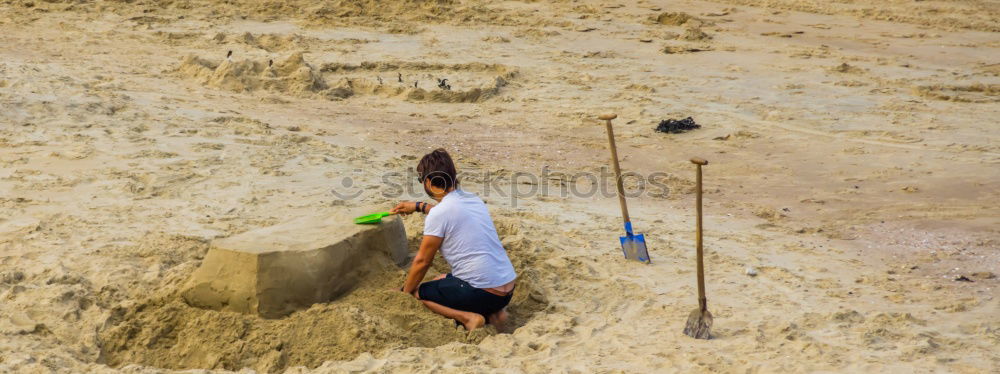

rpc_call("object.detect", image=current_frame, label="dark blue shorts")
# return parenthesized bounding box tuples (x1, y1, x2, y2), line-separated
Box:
(418, 274, 512, 318)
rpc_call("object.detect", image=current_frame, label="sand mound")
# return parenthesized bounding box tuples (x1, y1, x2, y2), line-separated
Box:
(653, 12, 696, 26)
(321, 61, 517, 103)
(177, 52, 327, 95)
(662, 45, 713, 54)
(223, 32, 374, 53)
(913, 83, 1000, 103)
(211, 116, 274, 136)
(96, 217, 548, 373)
(326, 77, 509, 103)
(153, 31, 205, 46)
(680, 27, 712, 41)
(233, 32, 317, 52)
(320, 61, 512, 74)
(177, 55, 516, 103)
(302, 0, 460, 22)
(99, 268, 466, 373)
(711, 0, 1000, 32)
(829, 62, 866, 74)
(101, 282, 545, 372)
(254, 0, 556, 29)
(7, 0, 549, 31)
(180, 213, 410, 318)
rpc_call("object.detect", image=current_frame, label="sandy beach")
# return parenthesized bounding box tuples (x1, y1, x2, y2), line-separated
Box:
(1, 0, 998, 372)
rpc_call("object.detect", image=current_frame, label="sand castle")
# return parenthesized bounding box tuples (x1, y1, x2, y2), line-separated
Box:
(181, 213, 408, 318)
(177, 52, 518, 103)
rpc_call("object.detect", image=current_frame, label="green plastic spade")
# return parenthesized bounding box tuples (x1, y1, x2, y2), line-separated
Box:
(353, 212, 394, 224)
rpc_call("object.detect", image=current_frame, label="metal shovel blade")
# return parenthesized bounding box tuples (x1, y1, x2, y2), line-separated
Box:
(620, 233, 650, 263)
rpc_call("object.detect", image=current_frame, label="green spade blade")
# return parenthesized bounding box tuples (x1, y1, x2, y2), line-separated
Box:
(353, 212, 393, 224)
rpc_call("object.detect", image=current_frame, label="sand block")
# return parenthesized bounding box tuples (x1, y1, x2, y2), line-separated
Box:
(181, 213, 408, 318)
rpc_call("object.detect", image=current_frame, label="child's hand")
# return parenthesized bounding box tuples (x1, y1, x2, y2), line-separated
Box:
(390, 201, 417, 215)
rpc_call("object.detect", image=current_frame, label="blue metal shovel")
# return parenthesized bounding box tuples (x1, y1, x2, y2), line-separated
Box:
(601, 113, 650, 263)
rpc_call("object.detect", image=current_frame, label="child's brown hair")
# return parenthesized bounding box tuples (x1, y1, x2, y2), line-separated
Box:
(417, 148, 458, 190)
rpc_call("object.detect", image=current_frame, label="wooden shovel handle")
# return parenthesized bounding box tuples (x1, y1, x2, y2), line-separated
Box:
(602, 114, 630, 224)
(693, 158, 707, 311)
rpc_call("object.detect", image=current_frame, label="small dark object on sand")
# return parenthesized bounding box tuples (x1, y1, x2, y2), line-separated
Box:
(954, 275, 973, 282)
(398, 72, 403, 83)
(226, 50, 233, 59)
(268, 59, 273, 67)
(655, 117, 701, 133)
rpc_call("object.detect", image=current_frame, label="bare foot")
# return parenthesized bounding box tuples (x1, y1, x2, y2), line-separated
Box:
(461, 313, 485, 331)
(488, 308, 509, 332)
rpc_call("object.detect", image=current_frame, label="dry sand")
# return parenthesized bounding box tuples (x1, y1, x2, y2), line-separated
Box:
(1, 0, 998, 372)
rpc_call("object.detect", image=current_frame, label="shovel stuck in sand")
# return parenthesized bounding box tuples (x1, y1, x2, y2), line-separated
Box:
(684, 157, 712, 339)
(600, 114, 650, 264)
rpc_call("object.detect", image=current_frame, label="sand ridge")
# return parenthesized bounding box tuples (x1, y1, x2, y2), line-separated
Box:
(177, 52, 329, 96)
(177, 52, 517, 102)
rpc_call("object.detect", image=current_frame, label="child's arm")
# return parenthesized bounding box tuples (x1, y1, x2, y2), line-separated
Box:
(390, 201, 435, 214)
(401, 235, 442, 296)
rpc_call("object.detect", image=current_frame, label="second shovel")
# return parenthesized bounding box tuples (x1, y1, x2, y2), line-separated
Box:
(600, 113, 650, 264)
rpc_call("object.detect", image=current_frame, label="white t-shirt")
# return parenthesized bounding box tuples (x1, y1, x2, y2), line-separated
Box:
(423, 189, 517, 288)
